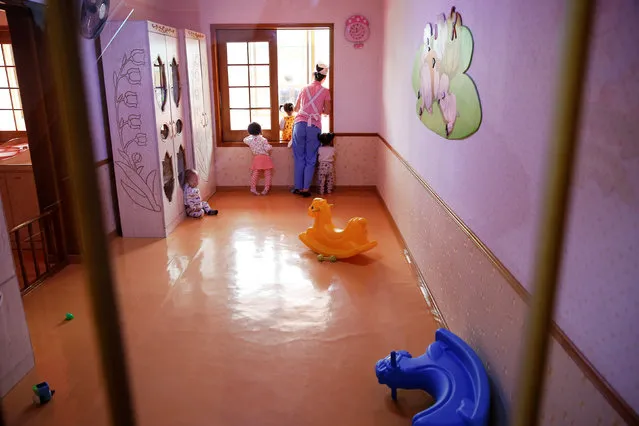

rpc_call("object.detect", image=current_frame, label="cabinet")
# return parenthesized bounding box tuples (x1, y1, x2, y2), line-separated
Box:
(179, 29, 216, 200)
(101, 21, 188, 237)
(0, 167, 41, 244)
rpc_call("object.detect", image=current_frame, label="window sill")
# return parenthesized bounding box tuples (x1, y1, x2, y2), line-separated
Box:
(218, 141, 292, 148)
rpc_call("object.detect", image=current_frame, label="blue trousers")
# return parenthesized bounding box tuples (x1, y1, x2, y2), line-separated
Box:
(292, 122, 320, 190)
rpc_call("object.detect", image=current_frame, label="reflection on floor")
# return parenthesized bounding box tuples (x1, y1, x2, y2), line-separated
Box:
(3, 189, 439, 426)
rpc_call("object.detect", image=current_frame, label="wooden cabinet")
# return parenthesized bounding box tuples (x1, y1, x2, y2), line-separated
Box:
(101, 21, 188, 238)
(0, 168, 40, 236)
(179, 29, 216, 200)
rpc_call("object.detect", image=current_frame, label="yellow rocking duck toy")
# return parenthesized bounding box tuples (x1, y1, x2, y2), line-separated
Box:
(299, 198, 378, 262)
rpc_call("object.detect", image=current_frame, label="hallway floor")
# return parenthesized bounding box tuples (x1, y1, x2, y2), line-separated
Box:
(3, 189, 439, 426)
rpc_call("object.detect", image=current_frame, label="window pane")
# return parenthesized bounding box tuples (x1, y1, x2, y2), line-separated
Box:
(250, 109, 271, 130)
(249, 88, 270, 108)
(2, 45, 14, 66)
(14, 110, 25, 131)
(322, 115, 330, 133)
(248, 42, 269, 64)
(227, 65, 248, 86)
(0, 69, 7, 88)
(230, 109, 250, 131)
(277, 30, 308, 107)
(228, 87, 249, 108)
(313, 29, 331, 90)
(277, 30, 307, 47)
(227, 42, 248, 65)
(0, 89, 12, 109)
(11, 89, 21, 109)
(7, 67, 18, 88)
(0, 48, 4, 66)
(0, 110, 15, 130)
(249, 65, 269, 86)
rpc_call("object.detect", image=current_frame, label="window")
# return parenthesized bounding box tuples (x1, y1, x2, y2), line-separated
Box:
(213, 25, 333, 145)
(0, 28, 25, 139)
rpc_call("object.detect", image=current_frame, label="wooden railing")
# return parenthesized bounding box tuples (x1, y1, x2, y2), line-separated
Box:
(9, 203, 66, 294)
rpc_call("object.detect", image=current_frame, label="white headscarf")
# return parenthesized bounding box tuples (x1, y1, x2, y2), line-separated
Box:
(316, 63, 329, 75)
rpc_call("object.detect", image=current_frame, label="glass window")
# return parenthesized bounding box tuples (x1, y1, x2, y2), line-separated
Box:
(0, 43, 25, 133)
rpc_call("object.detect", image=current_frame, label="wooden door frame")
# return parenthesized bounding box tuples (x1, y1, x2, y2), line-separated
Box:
(210, 23, 334, 147)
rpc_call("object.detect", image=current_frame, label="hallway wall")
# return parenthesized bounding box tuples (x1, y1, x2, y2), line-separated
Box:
(197, 0, 383, 187)
(378, 0, 639, 423)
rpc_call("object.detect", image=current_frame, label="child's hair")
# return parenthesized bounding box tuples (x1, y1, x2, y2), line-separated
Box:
(247, 122, 262, 136)
(184, 169, 198, 184)
(318, 132, 335, 147)
(280, 103, 294, 114)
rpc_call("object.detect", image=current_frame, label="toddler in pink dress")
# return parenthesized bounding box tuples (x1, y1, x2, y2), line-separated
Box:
(243, 122, 274, 195)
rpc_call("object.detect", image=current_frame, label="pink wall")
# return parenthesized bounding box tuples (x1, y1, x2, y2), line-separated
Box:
(381, 0, 639, 414)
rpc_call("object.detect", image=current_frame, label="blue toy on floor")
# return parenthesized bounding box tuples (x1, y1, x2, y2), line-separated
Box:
(375, 328, 490, 426)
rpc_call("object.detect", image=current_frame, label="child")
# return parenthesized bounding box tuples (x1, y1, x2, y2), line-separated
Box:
(243, 122, 274, 195)
(317, 133, 336, 195)
(279, 103, 295, 147)
(183, 169, 218, 218)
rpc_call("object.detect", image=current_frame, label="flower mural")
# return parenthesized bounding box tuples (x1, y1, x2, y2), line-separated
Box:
(113, 49, 161, 212)
(412, 7, 482, 139)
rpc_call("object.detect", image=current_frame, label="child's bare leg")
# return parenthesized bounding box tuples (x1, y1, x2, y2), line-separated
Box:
(262, 169, 272, 195)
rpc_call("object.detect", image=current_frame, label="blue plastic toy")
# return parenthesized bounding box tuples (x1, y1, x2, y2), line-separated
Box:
(32, 382, 55, 405)
(375, 328, 490, 426)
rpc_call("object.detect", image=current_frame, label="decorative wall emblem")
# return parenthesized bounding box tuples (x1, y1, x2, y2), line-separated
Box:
(113, 49, 161, 212)
(412, 7, 482, 139)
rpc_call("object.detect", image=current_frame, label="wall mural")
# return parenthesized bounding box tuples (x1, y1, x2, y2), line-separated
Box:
(412, 7, 482, 139)
(113, 49, 162, 212)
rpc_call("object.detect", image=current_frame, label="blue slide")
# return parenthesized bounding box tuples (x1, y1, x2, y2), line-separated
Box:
(375, 328, 490, 426)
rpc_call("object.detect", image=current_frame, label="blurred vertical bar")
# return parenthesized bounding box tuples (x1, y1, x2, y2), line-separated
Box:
(512, 0, 594, 425)
(45, 2, 137, 425)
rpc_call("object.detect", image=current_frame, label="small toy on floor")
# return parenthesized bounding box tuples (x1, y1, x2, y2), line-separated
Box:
(375, 328, 490, 426)
(32, 382, 55, 405)
(65, 312, 74, 321)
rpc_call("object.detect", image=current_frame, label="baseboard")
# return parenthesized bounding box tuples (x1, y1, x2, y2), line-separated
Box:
(375, 133, 639, 424)
(374, 187, 449, 330)
(215, 185, 377, 192)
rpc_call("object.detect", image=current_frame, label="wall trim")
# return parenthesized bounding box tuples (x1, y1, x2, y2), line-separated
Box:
(375, 188, 449, 330)
(375, 133, 639, 424)
(216, 185, 377, 192)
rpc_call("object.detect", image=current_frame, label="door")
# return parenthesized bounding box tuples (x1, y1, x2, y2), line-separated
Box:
(186, 35, 214, 198)
(165, 33, 187, 228)
(149, 30, 176, 233)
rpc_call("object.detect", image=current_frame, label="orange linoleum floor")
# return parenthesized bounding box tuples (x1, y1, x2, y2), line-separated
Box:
(3, 189, 439, 426)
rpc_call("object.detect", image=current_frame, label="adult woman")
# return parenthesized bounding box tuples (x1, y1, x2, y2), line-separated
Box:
(291, 63, 331, 197)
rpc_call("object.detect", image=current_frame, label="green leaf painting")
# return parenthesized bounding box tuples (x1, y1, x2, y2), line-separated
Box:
(412, 7, 482, 140)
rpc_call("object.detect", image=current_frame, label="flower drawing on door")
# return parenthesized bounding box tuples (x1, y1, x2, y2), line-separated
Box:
(412, 7, 482, 139)
(112, 49, 162, 212)
(190, 52, 211, 181)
